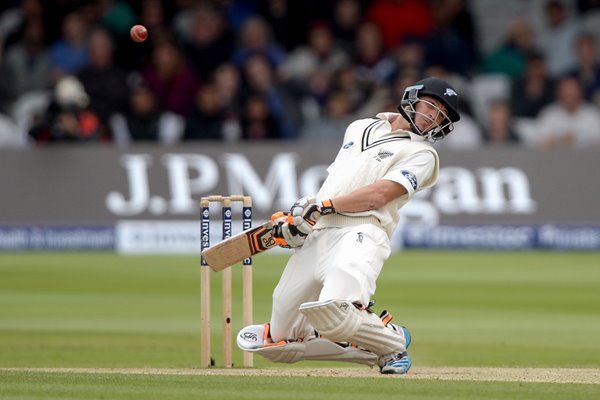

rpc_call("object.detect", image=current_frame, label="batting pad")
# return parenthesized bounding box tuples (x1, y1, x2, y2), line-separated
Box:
(299, 300, 407, 358)
(236, 324, 378, 365)
(299, 300, 362, 340)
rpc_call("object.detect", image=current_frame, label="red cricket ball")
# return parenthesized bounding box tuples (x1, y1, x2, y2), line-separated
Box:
(130, 25, 148, 43)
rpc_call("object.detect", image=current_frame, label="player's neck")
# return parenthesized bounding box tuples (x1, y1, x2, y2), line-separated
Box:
(389, 114, 411, 132)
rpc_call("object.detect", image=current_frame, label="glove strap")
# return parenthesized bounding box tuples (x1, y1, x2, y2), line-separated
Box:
(320, 199, 336, 215)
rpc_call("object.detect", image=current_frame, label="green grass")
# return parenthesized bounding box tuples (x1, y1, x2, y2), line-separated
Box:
(0, 371, 598, 400)
(0, 251, 599, 399)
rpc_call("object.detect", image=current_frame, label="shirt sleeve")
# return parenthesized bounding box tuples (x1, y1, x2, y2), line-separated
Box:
(382, 151, 436, 197)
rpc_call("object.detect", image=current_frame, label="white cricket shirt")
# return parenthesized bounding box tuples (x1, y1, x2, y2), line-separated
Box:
(315, 112, 439, 238)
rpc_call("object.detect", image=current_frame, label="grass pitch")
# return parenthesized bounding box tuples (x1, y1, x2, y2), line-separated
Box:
(1, 370, 599, 400)
(0, 251, 599, 399)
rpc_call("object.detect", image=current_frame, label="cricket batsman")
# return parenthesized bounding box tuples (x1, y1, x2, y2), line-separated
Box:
(237, 77, 461, 374)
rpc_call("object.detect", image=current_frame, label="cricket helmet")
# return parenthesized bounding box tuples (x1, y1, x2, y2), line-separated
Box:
(397, 77, 460, 141)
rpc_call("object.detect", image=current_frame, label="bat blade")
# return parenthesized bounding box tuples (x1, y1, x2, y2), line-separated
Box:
(202, 221, 277, 271)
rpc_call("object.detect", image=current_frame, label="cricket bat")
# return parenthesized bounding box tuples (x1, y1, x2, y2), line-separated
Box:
(201, 221, 277, 271)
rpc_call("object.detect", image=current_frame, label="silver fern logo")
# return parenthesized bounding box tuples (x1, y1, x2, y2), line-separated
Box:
(444, 88, 457, 97)
(375, 149, 394, 162)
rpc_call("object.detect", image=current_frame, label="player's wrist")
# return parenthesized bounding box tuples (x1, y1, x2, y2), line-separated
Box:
(319, 199, 336, 215)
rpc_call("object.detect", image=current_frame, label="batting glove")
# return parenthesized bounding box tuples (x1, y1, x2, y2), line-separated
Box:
(271, 211, 306, 248)
(290, 197, 336, 235)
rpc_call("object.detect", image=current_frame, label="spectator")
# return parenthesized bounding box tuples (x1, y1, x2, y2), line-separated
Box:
(258, 0, 308, 51)
(536, 0, 579, 78)
(331, 64, 370, 111)
(142, 36, 200, 117)
(49, 11, 90, 82)
(279, 21, 349, 85)
(483, 100, 521, 145)
(331, 0, 363, 54)
(240, 93, 285, 140)
(78, 2, 103, 32)
(353, 21, 396, 89)
(510, 51, 555, 118)
(534, 76, 600, 148)
(481, 17, 537, 78)
(109, 77, 183, 145)
(567, 32, 600, 105)
(139, 0, 173, 33)
(182, 4, 235, 82)
(231, 15, 287, 68)
(211, 63, 244, 141)
(425, 0, 478, 76)
(183, 84, 226, 140)
(366, 0, 433, 50)
(223, 0, 259, 31)
(334, 69, 390, 120)
(240, 53, 298, 138)
(212, 63, 243, 113)
(2, 17, 51, 100)
(171, 1, 198, 41)
(443, 0, 478, 57)
(299, 65, 334, 113)
(29, 76, 104, 144)
(0, 0, 44, 53)
(390, 37, 426, 80)
(78, 27, 128, 122)
(277, 21, 350, 125)
(300, 90, 355, 141)
(99, 0, 136, 36)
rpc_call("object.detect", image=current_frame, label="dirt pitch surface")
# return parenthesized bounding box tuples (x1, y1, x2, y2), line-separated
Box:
(3, 367, 599, 385)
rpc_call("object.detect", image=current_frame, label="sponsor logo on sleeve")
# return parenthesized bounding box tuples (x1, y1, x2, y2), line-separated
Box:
(342, 141, 354, 149)
(401, 170, 418, 190)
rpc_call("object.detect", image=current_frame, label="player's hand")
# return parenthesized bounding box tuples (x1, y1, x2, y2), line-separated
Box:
(271, 212, 306, 248)
(289, 197, 336, 235)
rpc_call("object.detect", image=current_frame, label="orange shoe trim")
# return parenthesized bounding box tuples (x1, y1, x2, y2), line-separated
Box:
(382, 314, 393, 326)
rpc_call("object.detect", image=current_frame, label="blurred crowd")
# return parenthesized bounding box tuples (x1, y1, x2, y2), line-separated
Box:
(0, 0, 599, 149)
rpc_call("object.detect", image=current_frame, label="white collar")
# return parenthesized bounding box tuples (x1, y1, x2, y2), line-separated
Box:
(375, 112, 426, 142)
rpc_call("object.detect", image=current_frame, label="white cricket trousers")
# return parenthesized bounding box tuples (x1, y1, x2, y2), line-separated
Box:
(269, 224, 391, 342)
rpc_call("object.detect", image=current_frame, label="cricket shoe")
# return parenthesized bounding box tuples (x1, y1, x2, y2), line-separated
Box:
(380, 351, 412, 374)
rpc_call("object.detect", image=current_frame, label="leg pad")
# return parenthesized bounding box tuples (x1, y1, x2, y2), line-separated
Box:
(299, 299, 362, 340)
(236, 324, 378, 366)
(299, 299, 407, 357)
